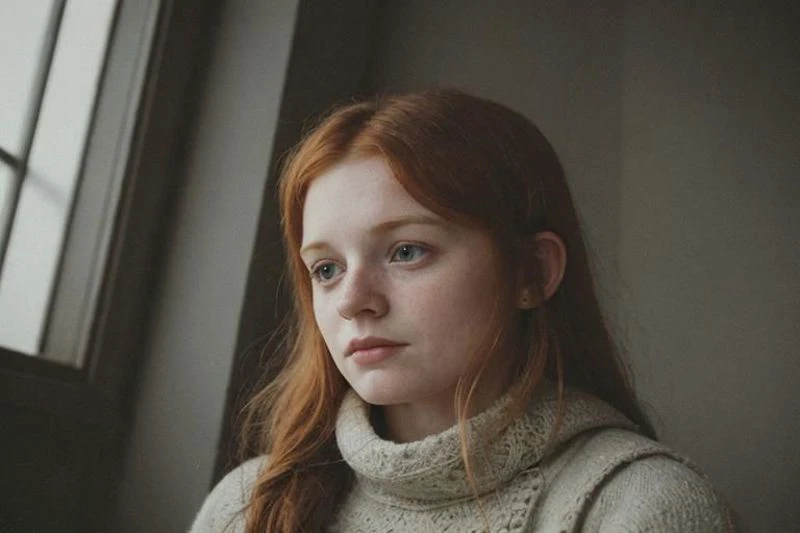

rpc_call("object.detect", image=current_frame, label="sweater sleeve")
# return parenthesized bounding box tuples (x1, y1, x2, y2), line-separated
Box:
(582, 455, 736, 533)
(187, 456, 266, 533)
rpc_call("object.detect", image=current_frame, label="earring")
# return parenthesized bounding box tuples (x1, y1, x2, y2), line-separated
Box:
(517, 289, 534, 309)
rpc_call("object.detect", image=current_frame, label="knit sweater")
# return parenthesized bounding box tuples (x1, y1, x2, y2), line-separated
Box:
(189, 384, 734, 532)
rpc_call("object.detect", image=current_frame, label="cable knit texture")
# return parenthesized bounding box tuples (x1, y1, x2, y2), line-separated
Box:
(189, 384, 734, 532)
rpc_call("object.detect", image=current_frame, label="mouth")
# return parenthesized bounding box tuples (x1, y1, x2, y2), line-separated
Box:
(346, 336, 408, 365)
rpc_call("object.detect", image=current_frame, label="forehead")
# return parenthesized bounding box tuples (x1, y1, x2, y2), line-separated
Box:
(301, 157, 436, 242)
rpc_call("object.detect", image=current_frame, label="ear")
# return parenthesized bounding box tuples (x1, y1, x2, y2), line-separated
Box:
(516, 231, 567, 309)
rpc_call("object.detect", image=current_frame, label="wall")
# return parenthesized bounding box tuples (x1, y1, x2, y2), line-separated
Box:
(111, 1, 302, 531)
(369, 1, 799, 531)
(618, 2, 799, 531)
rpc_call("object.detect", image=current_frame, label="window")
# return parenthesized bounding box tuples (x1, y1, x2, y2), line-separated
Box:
(0, 0, 158, 367)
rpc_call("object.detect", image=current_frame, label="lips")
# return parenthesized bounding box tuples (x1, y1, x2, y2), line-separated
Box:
(346, 336, 407, 357)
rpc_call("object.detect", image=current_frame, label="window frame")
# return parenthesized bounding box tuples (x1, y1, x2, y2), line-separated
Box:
(0, 0, 200, 425)
(0, 0, 127, 361)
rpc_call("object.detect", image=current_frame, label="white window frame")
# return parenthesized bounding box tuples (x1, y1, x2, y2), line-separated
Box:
(0, 0, 162, 367)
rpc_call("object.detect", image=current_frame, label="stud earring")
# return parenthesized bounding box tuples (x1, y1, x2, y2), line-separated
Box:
(518, 289, 534, 309)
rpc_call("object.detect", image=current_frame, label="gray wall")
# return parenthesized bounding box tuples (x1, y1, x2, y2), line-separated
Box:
(112, 1, 301, 531)
(618, 3, 799, 531)
(369, 1, 799, 531)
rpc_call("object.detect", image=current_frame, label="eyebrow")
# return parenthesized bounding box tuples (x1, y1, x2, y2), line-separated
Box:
(300, 214, 448, 257)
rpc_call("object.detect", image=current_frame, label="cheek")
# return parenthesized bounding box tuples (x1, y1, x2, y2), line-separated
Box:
(411, 263, 497, 345)
(312, 294, 336, 343)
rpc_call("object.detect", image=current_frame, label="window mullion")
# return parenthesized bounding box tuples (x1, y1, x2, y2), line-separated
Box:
(0, 146, 21, 170)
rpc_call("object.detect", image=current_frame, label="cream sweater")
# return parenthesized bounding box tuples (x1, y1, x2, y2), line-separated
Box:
(189, 385, 734, 532)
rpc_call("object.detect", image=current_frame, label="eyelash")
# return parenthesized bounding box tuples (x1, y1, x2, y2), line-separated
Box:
(309, 243, 431, 285)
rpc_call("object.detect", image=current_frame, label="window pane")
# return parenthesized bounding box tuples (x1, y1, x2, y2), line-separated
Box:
(0, 0, 117, 357)
(0, 0, 57, 156)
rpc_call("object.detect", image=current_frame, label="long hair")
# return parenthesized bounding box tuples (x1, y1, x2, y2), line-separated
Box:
(240, 88, 655, 532)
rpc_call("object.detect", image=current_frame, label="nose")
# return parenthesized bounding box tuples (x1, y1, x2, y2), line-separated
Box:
(336, 265, 388, 320)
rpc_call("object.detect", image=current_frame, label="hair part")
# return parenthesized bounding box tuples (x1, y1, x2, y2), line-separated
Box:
(240, 88, 655, 533)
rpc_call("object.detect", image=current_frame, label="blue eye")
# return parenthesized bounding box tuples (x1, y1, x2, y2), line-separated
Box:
(390, 244, 427, 262)
(311, 262, 341, 283)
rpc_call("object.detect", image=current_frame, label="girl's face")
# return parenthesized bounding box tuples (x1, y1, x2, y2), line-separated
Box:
(301, 157, 505, 408)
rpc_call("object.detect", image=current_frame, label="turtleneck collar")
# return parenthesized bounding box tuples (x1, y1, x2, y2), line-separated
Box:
(335, 382, 637, 503)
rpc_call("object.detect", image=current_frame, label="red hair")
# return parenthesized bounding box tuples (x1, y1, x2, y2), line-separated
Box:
(240, 89, 654, 532)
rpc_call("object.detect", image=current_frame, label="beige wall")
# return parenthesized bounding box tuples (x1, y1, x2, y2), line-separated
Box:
(369, 1, 799, 531)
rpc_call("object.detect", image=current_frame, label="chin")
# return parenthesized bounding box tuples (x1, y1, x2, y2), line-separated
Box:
(350, 385, 406, 406)
(347, 378, 420, 406)
(342, 365, 456, 406)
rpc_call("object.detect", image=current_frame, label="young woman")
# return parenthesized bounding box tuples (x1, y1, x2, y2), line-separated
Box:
(190, 89, 734, 532)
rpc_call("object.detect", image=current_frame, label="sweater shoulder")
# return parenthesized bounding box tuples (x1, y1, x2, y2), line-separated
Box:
(582, 450, 736, 532)
(532, 428, 735, 532)
(188, 456, 266, 533)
